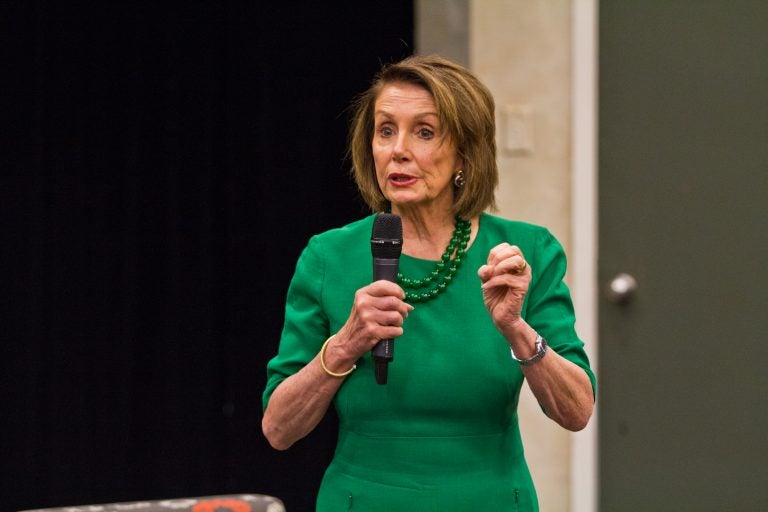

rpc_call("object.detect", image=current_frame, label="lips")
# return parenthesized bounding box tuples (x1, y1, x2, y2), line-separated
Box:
(388, 173, 418, 186)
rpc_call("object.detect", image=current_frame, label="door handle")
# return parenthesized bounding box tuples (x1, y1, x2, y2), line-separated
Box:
(606, 273, 638, 304)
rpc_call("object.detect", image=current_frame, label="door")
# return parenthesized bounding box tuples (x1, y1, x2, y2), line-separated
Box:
(598, 2, 768, 510)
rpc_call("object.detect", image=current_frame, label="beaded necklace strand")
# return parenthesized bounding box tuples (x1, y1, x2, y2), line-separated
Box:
(397, 217, 471, 303)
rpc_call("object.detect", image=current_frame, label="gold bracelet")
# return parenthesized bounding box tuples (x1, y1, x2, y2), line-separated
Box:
(319, 334, 356, 378)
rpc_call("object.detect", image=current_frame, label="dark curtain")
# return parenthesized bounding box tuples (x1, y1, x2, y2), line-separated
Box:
(1, 2, 413, 511)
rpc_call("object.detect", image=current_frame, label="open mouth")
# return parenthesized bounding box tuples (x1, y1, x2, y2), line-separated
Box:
(389, 173, 417, 185)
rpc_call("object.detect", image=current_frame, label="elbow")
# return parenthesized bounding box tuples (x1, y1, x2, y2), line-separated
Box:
(561, 402, 594, 432)
(547, 396, 594, 432)
(267, 439, 293, 451)
(563, 415, 590, 432)
(262, 416, 293, 451)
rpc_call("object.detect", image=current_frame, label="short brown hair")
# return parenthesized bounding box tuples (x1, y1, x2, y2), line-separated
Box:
(348, 55, 498, 219)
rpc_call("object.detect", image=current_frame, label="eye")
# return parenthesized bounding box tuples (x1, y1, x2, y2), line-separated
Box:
(418, 127, 435, 139)
(377, 125, 395, 138)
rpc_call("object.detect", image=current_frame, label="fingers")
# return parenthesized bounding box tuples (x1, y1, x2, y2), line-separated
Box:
(486, 242, 517, 266)
(365, 281, 414, 316)
(494, 254, 528, 275)
(350, 282, 413, 337)
(478, 243, 529, 281)
(367, 279, 408, 300)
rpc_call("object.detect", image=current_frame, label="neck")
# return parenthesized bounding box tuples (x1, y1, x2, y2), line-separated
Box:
(392, 206, 457, 260)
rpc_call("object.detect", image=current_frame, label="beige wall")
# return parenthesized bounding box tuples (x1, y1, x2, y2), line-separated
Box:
(472, 2, 574, 511)
(417, 1, 576, 510)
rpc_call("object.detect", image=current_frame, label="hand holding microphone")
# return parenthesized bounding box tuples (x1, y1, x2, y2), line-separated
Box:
(326, 214, 408, 384)
(370, 213, 404, 384)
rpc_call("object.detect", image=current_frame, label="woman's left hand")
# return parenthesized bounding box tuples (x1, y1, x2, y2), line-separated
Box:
(479, 243, 595, 432)
(477, 243, 531, 331)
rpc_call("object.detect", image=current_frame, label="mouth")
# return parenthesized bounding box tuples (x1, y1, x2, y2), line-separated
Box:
(388, 173, 418, 186)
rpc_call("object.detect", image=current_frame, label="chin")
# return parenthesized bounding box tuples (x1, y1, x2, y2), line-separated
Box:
(387, 191, 425, 204)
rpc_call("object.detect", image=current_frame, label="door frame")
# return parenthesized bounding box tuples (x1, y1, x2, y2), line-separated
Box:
(570, 1, 598, 511)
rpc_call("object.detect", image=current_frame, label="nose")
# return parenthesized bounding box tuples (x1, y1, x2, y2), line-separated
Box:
(392, 133, 410, 163)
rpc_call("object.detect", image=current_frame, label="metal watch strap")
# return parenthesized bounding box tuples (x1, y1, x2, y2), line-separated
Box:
(510, 334, 548, 366)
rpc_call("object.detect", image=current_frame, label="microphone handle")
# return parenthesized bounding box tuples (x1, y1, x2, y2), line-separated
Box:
(373, 257, 399, 283)
(372, 257, 399, 383)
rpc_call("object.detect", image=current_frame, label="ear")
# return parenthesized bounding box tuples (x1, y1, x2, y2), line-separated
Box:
(456, 151, 465, 171)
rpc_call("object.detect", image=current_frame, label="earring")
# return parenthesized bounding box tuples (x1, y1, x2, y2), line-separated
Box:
(453, 169, 465, 188)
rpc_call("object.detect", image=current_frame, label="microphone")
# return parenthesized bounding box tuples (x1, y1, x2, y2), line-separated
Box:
(370, 213, 403, 385)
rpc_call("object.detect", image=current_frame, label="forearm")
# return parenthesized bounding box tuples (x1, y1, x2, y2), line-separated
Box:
(262, 348, 352, 450)
(263, 282, 411, 450)
(504, 322, 594, 431)
(522, 352, 594, 431)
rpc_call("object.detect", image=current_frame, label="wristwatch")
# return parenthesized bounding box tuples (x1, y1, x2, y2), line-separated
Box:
(510, 334, 548, 366)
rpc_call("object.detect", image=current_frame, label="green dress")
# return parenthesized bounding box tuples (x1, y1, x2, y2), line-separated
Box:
(263, 213, 596, 511)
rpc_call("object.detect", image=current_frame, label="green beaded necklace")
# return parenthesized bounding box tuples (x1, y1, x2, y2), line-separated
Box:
(397, 217, 471, 303)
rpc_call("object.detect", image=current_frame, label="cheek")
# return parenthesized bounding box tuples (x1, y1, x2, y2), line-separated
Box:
(372, 151, 386, 177)
(375, 170, 387, 190)
(372, 143, 388, 167)
(372, 155, 387, 189)
(418, 151, 452, 179)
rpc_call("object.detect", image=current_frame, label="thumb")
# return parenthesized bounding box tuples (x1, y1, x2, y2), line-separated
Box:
(477, 264, 493, 282)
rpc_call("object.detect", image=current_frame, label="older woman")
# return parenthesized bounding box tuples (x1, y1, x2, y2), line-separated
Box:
(262, 55, 595, 511)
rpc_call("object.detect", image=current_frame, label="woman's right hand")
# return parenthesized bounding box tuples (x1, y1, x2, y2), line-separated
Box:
(263, 280, 412, 450)
(330, 280, 413, 366)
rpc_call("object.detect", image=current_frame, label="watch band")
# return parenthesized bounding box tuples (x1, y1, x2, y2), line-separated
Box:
(510, 334, 548, 366)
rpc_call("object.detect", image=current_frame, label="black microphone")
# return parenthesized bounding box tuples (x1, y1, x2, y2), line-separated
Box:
(370, 213, 403, 385)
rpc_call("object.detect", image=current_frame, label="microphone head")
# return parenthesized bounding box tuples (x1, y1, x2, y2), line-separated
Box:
(371, 213, 403, 259)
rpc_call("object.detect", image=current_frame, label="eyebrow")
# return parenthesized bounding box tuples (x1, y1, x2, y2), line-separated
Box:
(373, 110, 440, 120)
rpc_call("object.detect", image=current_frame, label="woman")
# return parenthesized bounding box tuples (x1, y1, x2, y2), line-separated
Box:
(262, 55, 595, 511)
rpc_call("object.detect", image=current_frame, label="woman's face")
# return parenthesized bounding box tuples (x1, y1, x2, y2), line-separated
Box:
(372, 82, 462, 215)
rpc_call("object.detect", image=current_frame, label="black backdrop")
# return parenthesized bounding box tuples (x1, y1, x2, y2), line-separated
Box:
(1, 3, 413, 511)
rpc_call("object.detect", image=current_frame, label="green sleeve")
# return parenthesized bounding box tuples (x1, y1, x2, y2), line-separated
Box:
(262, 236, 330, 411)
(525, 228, 597, 397)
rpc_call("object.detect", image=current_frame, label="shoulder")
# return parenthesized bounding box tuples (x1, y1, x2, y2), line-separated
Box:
(297, 214, 377, 270)
(306, 214, 376, 254)
(478, 213, 555, 243)
(288, 215, 375, 299)
(477, 213, 566, 264)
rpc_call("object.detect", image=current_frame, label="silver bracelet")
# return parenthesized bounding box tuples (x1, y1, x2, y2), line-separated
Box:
(510, 334, 548, 366)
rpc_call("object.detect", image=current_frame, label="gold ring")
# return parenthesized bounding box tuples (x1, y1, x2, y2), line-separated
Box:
(518, 259, 527, 272)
